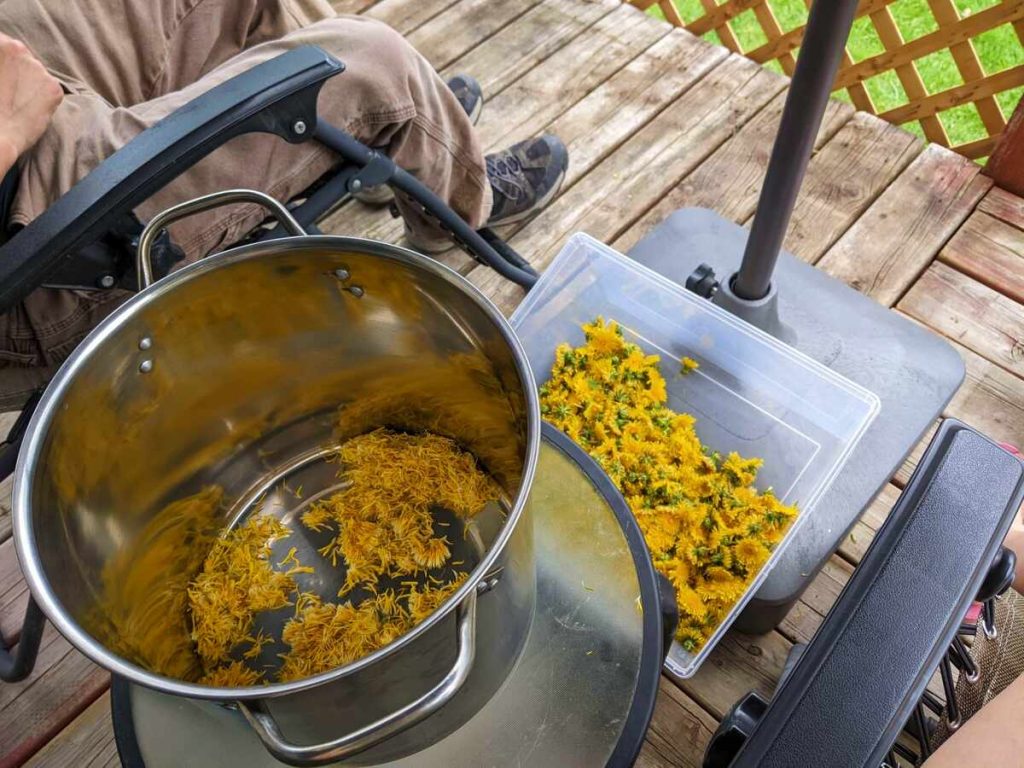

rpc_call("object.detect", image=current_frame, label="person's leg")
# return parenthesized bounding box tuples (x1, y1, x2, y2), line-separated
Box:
(1, 15, 490, 385)
(0, 0, 334, 106)
(12, 15, 490, 259)
(924, 673, 1024, 767)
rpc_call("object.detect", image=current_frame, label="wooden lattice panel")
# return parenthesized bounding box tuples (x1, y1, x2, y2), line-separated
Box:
(630, 0, 1024, 158)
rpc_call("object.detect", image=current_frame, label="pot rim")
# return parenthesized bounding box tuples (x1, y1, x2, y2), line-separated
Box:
(13, 234, 541, 701)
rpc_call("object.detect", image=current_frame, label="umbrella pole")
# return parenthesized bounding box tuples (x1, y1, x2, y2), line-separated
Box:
(732, 0, 860, 301)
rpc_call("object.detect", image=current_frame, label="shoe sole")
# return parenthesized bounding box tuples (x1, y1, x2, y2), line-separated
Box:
(404, 229, 457, 254)
(485, 166, 566, 228)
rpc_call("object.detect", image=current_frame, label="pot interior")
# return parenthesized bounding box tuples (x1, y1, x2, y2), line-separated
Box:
(20, 240, 535, 689)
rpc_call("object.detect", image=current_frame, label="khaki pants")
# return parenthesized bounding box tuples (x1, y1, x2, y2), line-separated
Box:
(0, 0, 490, 408)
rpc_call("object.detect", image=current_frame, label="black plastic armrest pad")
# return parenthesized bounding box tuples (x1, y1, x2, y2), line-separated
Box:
(733, 419, 1024, 768)
(0, 45, 342, 312)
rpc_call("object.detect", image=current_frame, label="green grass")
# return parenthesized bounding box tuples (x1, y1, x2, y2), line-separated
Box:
(647, 0, 1024, 150)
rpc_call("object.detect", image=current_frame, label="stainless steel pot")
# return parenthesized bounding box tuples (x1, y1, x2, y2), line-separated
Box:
(13, 190, 540, 766)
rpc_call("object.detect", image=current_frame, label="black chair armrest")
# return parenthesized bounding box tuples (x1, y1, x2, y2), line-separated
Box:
(0, 45, 343, 313)
(732, 419, 1024, 767)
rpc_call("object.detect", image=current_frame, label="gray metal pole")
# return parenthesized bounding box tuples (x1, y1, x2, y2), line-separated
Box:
(733, 0, 860, 301)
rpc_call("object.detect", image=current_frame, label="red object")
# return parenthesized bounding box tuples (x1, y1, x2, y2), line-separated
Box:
(999, 443, 1022, 459)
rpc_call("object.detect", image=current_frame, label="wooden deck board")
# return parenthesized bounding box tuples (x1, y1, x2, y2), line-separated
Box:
(364, 0, 461, 36)
(613, 90, 855, 252)
(0, 625, 108, 768)
(817, 145, 992, 306)
(1, 539, 27, 645)
(22, 694, 117, 768)
(0, 411, 19, 544)
(894, 421, 940, 488)
(940, 209, 1024, 305)
(438, 0, 618, 97)
(898, 261, 1024, 379)
(474, 3, 671, 157)
(471, 54, 787, 313)
(406, 0, 545, 74)
(321, 0, 681, 264)
(949, 341, 1024, 446)
(978, 186, 1024, 230)
(10, 0, 1024, 764)
(778, 557, 853, 645)
(636, 678, 718, 768)
(331, 0, 380, 16)
(765, 113, 923, 265)
(837, 483, 901, 564)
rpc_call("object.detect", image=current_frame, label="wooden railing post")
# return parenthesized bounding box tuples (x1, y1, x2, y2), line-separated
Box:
(985, 94, 1024, 197)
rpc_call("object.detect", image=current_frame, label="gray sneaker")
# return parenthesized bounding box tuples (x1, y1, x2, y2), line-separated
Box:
(447, 74, 484, 125)
(404, 134, 569, 255)
(485, 134, 568, 227)
(354, 75, 484, 207)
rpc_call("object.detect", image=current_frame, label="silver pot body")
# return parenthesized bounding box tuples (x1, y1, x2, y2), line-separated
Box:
(14, 215, 539, 765)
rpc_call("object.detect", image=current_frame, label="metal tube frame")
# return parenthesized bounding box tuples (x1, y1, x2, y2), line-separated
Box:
(312, 123, 538, 289)
(0, 392, 45, 683)
(733, 0, 860, 301)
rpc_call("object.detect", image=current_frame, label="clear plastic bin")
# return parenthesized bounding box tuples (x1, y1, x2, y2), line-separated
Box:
(510, 233, 880, 678)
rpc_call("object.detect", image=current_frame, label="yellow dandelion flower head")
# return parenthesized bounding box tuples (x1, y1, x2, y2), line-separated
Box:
(675, 585, 707, 620)
(583, 317, 626, 356)
(734, 539, 770, 571)
(675, 625, 707, 653)
(622, 348, 649, 375)
(646, 375, 667, 404)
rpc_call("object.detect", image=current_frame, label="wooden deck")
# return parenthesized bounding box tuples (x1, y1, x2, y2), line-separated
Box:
(3, 0, 1024, 765)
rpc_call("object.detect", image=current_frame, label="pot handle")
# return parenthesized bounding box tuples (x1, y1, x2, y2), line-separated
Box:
(136, 189, 307, 289)
(238, 588, 478, 767)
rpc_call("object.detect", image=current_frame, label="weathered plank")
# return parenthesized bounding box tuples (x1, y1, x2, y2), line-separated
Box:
(475, 3, 670, 153)
(899, 309, 1024, 446)
(323, 1, 677, 268)
(940, 210, 1024, 305)
(780, 484, 900, 642)
(0, 476, 11, 546)
(889, 309, 1024, 475)
(407, 0, 543, 73)
(837, 483, 901, 564)
(0, 626, 108, 767)
(331, 0, 378, 15)
(893, 421, 939, 488)
(778, 557, 854, 645)
(472, 54, 787, 314)
(898, 262, 1024, 378)
(674, 630, 791, 718)
(761, 113, 922, 265)
(320, 0, 628, 266)
(0, 411, 17, 545)
(978, 186, 1024, 231)
(817, 145, 991, 306)
(542, 28, 728, 190)
(946, 335, 1024, 447)
(614, 90, 854, 252)
(439, 0, 619, 97)
(24, 693, 117, 768)
(365, 0, 461, 36)
(637, 677, 718, 768)
(1, 538, 27, 645)
(984, 86, 1024, 198)
(0, 454, 109, 766)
